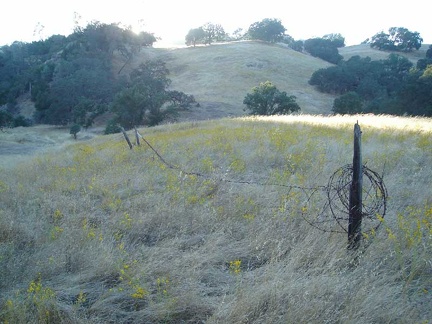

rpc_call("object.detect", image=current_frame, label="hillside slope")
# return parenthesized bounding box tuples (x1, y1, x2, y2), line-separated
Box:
(125, 41, 338, 119)
(16, 41, 430, 123)
(339, 43, 430, 62)
(123, 41, 430, 121)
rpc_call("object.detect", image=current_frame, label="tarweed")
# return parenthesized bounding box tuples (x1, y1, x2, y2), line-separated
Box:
(0, 274, 60, 324)
(229, 260, 242, 275)
(379, 203, 432, 292)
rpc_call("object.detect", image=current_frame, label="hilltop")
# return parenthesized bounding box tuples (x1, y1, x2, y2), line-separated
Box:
(117, 41, 430, 121)
(11, 40, 430, 125)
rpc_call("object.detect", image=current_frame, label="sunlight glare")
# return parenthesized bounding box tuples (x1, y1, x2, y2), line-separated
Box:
(246, 114, 432, 133)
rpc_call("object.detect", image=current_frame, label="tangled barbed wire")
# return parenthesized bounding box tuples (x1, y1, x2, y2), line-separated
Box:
(301, 164, 388, 234)
(134, 130, 387, 236)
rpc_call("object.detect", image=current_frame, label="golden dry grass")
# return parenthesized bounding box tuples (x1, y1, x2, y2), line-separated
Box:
(1, 42, 432, 323)
(0, 126, 103, 169)
(119, 41, 431, 122)
(339, 43, 431, 63)
(1, 114, 431, 323)
(125, 41, 337, 119)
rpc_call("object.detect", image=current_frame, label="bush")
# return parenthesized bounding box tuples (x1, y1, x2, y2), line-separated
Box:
(13, 115, 32, 127)
(104, 118, 122, 134)
(0, 111, 14, 127)
(69, 124, 81, 139)
(243, 81, 300, 115)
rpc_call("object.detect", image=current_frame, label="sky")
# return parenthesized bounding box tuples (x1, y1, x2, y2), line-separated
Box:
(0, 0, 430, 48)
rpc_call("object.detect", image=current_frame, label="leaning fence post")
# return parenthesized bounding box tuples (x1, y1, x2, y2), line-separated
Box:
(348, 122, 363, 250)
(134, 127, 141, 146)
(120, 126, 133, 150)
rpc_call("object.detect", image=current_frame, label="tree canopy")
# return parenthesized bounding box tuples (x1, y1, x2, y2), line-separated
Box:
(0, 21, 198, 131)
(243, 81, 300, 115)
(322, 33, 345, 48)
(368, 27, 423, 52)
(309, 49, 432, 116)
(247, 18, 286, 43)
(109, 60, 196, 130)
(185, 27, 207, 47)
(0, 22, 158, 127)
(185, 23, 226, 46)
(304, 38, 343, 64)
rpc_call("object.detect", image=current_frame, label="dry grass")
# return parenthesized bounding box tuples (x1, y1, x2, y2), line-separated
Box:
(0, 126, 103, 169)
(1, 114, 431, 323)
(339, 43, 430, 63)
(118, 41, 431, 122)
(124, 41, 337, 119)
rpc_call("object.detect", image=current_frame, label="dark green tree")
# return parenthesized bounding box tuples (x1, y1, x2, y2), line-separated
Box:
(417, 45, 432, 70)
(427, 45, 432, 59)
(243, 81, 300, 115)
(202, 23, 226, 44)
(332, 92, 363, 114)
(389, 27, 423, 51)
(185, 28, 206, 47)
(167, 90, 196, 110)
(110, 60, 197, 129)
(323, 33, 345, 48)
(0, 111, 13, 127)
(247, 18, 286, 43)
(369, 31, 394, 51)
(69, 124, 81, 139)
(369, 27, 423, 52)
(34, 57, 117, 125)
(309, 62, 359, 94)
(304, 38, 343, 64)
(397, 67, 432, 116)
(379, 54, 413, 96)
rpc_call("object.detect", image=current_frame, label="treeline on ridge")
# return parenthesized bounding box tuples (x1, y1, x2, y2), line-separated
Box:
(0, 19, 431, 133)
(309, 47, 432, 115)
(0, 22, 197, 133)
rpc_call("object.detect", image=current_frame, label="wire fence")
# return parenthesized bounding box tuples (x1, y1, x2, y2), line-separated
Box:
(125, 128, 388, 238)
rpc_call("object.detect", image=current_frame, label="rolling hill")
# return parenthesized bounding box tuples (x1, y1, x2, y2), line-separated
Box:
(118, 41, 430, 121)
(1, 41, 431, 323)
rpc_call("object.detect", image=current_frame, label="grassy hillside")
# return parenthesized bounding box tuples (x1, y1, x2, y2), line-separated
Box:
(118, 41, 430, 122)
(1, 114, 431, 323)
(339, 43, 430, 63)
(17, 41, 430, 123)
(123, 41, 337, 119)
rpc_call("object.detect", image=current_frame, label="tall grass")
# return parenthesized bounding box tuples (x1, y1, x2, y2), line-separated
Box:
(0, 114, 431, 323)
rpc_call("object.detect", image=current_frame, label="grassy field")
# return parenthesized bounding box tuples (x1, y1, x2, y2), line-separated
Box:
(1, 114, 431, 323)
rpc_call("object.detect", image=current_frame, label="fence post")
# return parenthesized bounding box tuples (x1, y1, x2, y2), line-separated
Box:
(120, 126, 133, 150)
(348, 122, 363, 250)
(134, 127, 141, 146)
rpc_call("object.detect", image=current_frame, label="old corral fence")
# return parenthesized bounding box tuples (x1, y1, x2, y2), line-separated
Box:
(120, 123, 388, 250)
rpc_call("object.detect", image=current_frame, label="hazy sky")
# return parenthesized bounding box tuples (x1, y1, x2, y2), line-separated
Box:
(1, 0, 430, 47)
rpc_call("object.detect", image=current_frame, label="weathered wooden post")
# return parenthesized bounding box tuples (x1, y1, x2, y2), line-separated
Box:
(134, 127, 141, 146)
(348, 122, 363, 250)
(120, 126, 133, 150)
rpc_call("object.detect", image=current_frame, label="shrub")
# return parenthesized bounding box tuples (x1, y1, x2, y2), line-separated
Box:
(243, 81, 300, 115)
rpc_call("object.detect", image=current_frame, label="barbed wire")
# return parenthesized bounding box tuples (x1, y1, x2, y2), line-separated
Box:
(300, 164, 388, 234)
(134, 130, 388, 235)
